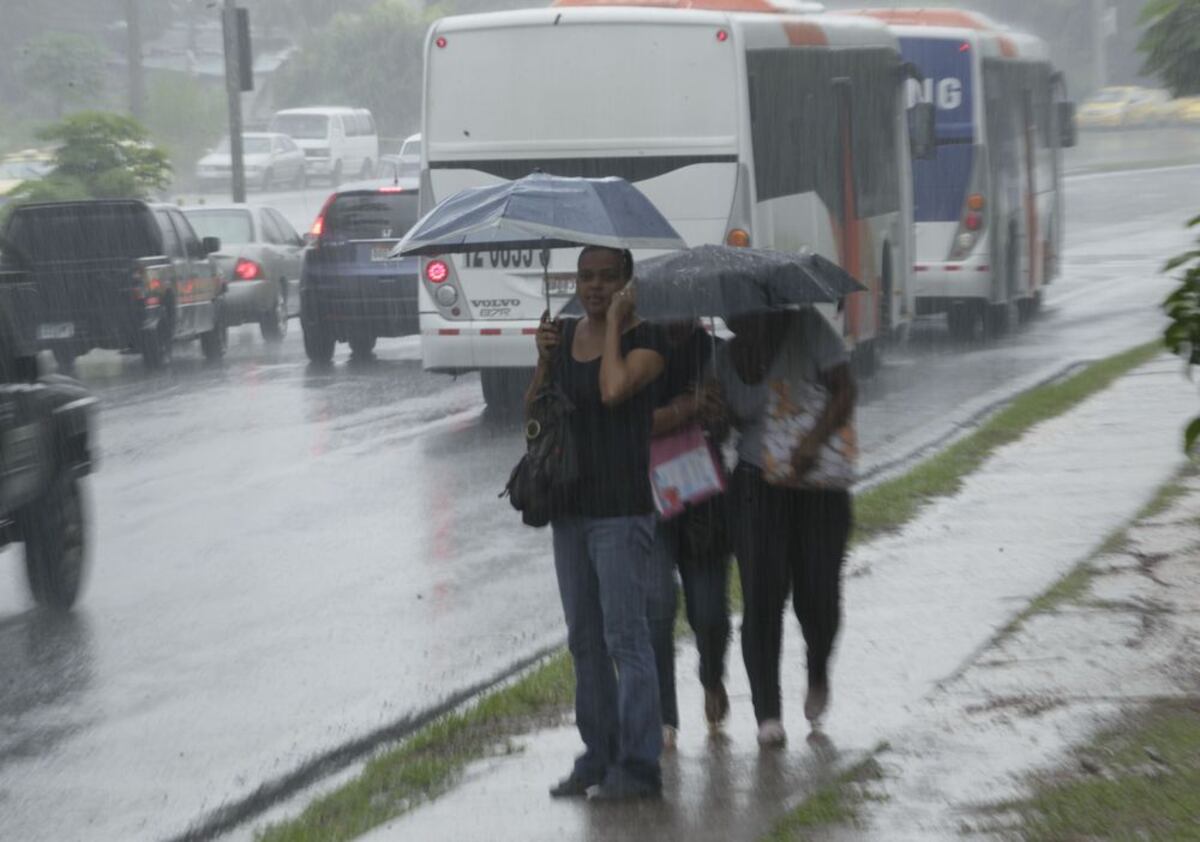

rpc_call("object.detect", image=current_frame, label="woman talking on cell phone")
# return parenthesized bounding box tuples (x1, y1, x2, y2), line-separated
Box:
(529, 245, 667, 802)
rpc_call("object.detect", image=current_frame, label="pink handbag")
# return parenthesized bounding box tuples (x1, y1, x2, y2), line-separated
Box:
(649, 425, 726, 519)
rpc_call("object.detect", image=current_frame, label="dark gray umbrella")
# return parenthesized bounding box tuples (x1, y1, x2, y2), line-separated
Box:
(624, 244, 866, 322)
(391, 172, 686, 310)
(392, 172, 686, 257)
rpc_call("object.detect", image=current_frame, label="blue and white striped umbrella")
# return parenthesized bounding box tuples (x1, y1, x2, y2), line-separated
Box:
(391, 172, 686, 258)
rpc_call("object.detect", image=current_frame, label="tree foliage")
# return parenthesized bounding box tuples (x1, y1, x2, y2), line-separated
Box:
(1162, 213, 1200, 452)
(18, 32, 110, 119)
(274, 1, 433, 139)
(1139, 0, 1200, 96)
(8, 112, 171, 203)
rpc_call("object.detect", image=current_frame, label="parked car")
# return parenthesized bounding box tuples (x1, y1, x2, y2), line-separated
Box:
(269, 107, 378, 186)
(1126, 88, 1173, 127)
(1077, 86, 1143, 130)
(0, 253, 96, 610)
(300, 180, 420, 362)
(0, 149, 54, 198)
(184, 204, 305, 342)
(0, 199, 227, 370)
(377, 133, 421, 180)
(1173, 96, 1200, 126)
(195, 132, 307, 192)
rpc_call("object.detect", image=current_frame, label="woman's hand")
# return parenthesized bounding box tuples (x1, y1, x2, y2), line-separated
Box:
(697, 381, 727, 425)
(535, 313, 561, 362)
(607, 282, 637, 327)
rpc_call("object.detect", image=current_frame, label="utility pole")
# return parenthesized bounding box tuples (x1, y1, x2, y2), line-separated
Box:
(222, 0, 246, 203)
(125, 0, 144, 120)
(1092, 0, 1110, 91)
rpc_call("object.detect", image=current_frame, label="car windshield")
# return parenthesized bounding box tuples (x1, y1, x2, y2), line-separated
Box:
(183, 209, 254, 245)
(324, 190, 420, 240)
(270, 114, 330, 140)
(215, 137, 272, 155)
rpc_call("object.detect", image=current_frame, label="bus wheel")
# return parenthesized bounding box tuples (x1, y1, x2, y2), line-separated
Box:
(481, 368, 531, 412)
(852, 340, 878, 378)
(879, 246, 894, 347)
(986, 300, 1017, 337)
(947, 302, 979, 343)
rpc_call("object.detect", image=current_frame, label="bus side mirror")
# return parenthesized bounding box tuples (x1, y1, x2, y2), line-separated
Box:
(1057, 101, 1078, 148)
(909, 102, 937, 160)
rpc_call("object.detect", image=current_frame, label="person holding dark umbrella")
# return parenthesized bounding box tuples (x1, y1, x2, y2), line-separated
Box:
(532, 245, 668, 801)
(712, 306, 857, 747)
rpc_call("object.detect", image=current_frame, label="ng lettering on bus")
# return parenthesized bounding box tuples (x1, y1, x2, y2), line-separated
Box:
(906, 78, 964, 111)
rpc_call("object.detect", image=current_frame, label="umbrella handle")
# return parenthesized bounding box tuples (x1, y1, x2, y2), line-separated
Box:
(540, 241, 551, 313)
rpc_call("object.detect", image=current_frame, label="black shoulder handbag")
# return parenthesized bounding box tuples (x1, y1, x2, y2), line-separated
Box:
(501, 338, 578, 528)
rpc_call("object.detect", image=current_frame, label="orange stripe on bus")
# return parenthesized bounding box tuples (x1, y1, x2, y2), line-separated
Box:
(848, 9, 994, 31)
(553, 0, 784, 12)
(783, 21, 828, 46)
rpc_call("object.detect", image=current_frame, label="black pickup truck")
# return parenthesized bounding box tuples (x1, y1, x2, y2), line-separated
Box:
(1, 199, 227, 369)
(0, 257, 96, 609)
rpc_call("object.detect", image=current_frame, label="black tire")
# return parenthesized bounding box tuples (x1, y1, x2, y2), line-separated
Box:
(200, 302, 228, 362)
(260, 284, 288, 343)
(22, 473, 87, 610)
(303, 321, 335, 364)
(987, 232, 1020, 338)
(141, 310, 172, 370)
(852, 339, 878, 378)
(52, 347, 76, 374)
(946, 302, 980, 343)
(879, 246, 894, 347)
(481, 368, 532, 410)
(348, 334, 376, 356)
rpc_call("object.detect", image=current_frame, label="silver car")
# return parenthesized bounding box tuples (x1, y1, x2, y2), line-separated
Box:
(194, 133, 307, 193)
(183, 204, 304, 342)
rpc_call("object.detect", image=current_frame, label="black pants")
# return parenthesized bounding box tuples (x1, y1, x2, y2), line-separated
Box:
(732, 464, 851, 724)
(647, 518, 731, 729)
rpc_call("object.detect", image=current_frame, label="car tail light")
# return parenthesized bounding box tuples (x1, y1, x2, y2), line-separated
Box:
(234, 258, 263, 280)
(726, 229, 751, 248)
(310, 193, 336, 239)
(426, 259, 449, 283)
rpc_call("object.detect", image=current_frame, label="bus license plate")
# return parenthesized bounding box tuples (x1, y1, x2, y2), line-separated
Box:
(371, 246, 396, 262)
(38, 322, 74, 340)
(547, 278, 575, 297)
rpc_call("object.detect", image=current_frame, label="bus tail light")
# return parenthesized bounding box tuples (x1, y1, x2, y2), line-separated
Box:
(726, 228, 751, 248)
(426, 259, 449, 283)
(967, 193, 986, 211)
(964, 212, 983, 231)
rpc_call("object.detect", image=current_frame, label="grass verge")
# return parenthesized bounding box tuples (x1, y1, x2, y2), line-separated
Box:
(255, 654, 574, 842)
(991, 698, 1200, 840)
(261, 341, 1163, 842)
(763, 753, 887, 841)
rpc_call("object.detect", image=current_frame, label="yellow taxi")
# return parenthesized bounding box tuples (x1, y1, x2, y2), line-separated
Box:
(1171, 96, 1200, 126)
(1126, 88, 1173, 127)
(1077, 86, 1144, 129)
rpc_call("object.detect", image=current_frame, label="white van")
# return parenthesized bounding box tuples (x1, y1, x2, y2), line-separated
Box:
(269, 107, 379, 185)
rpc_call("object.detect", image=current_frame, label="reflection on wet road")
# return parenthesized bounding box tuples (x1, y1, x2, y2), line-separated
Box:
(0, 165, 1196, 840)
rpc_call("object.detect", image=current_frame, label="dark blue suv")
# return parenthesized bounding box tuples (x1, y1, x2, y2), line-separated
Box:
(300, 180, 420, 362)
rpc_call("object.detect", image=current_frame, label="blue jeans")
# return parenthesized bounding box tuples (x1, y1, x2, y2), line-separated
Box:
(552, 515, 662, 786)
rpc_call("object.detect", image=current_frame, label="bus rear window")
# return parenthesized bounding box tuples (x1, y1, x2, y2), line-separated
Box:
(324, 191, 420, 241)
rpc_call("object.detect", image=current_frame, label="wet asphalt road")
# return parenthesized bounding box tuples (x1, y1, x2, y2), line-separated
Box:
(1, 163, 1198, 841)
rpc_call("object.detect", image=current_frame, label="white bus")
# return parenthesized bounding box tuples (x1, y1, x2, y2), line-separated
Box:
(418, 0, 925, 405)
(850, 9, 1076, 340)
